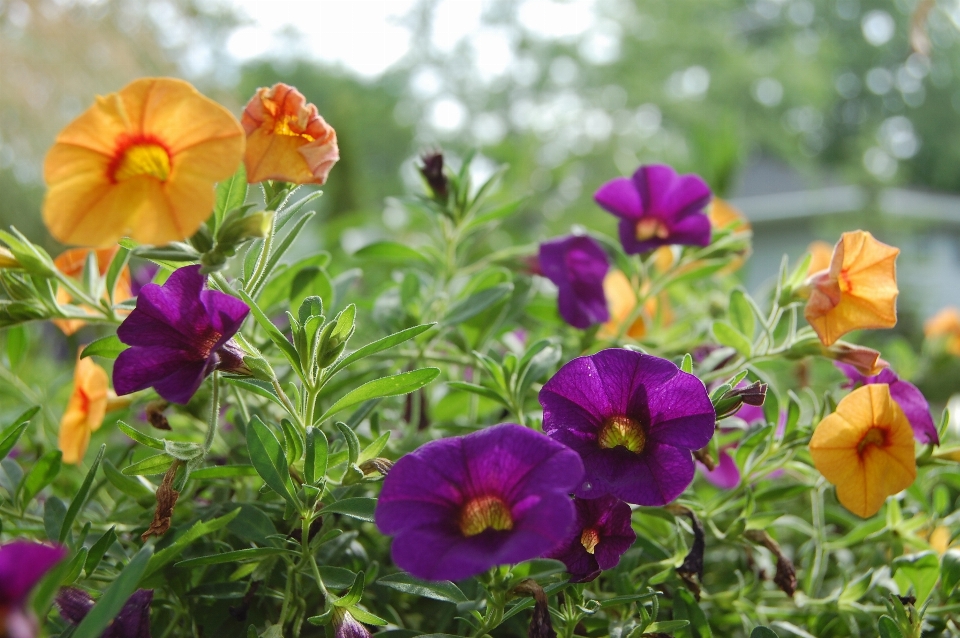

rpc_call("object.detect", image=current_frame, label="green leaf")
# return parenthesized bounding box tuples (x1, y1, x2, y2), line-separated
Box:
(0, 406, 38, 460)
(354, 241, 431, 264)
(5, 325, 27, 368)
(227, 504, 278, 545)
(214, 163, 248, 228)
(463, 199, 523, 232)
(680, 353, 693, 373)
(877, 617, 904, 638)
(103, 459, 154, 501)
(331, 324, 434, 374)
(117, 421, 165, 450)
(238, 289, 302, 374)
(43, 497, 66, 542)
(62, 547, 88, 585)
(141, 508, 241, 581)
(750, 629, 780, 638)
(729, 288, 756, 339)
(321, 497, 376, 522)
(190, 465, 259, 480)
(443, 284, 513, 325)
(246, 416, 298, 507)
(224, 377, 286, 409)
(104, 247, 131, 303)
(319, 566, 357, 589)
(19, 450, 61, 506)
(84, 527, 117, 576)
(345, 607, 388, 626)
(317, 368, 440, 423)
(646, 620, 691, 632)
(59, 445, 104, 544)
(335, 422, 361, 466)
(332, 571, 365, 607)
(174, 547, 294, 570)
(893, 551, 940, 604)
(71, 544, 153, 638)
(305, 427, 328, 485)
(358, 431, 390, 464)
(376, 572, 468, 603)
(122, 454, 174, 476)
(290, 267, 333, 318)
(446, 381, 509, 407)
(942, 549, 960, 592)
(80, 335, 127, 360)
(712, 321, 752, 358)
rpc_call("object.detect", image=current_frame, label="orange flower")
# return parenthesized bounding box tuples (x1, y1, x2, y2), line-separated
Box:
(925, 308, 960, 356)
(709, 198, 751, 232)
(52, 247, 132, 336)
(241, 83, 339, 185)
(809, 384, 916, 518)
(806, 240, 834, 275)
(597, 271, 671, 339)
(59, 356, 115, 464)
(43, 77, 245, 247)
(803, 230, 899, 347)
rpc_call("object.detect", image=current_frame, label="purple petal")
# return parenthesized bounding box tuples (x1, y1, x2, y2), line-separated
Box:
(199, 289, 249, 338)
(56, 587, 95, 624)
(634, 165, 711, 222)
(0, 541, 66, 605)
(539, 236, 610, 329)
(700, 449, 741, 489)
(663, 210, 711, 247)
(120, 266, 210, 348)
(576, 442, 695, 506)
(103, 589, 153, 638)
(834, 362, 864, 388)
(889, 379, 939, 445)
(594, 177, 642, 220)
(114, 346, 212, 404)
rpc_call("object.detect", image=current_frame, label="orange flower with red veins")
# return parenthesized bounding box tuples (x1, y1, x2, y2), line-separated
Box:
(43, 77, 245, 247)
(925, 308, 960, 356)
(242, 83, 339, 185)
(59, 356, 128, 464)
(52, 247, 132, 336)
(809, 384, 916, 517)
(803, 230, 899, 347)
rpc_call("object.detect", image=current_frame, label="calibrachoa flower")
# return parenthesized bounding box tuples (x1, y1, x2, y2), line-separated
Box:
(60, 354, 128, 464)
(0, 541, 67, 638)
(708, 198, 750, 233)
(806, 240, 834, 275)
(836, 362, 938, 445)
(242, 83, 340, 185)
(809, 384, 916, 518)
(597, 271, 672, 340)
(57, 588, 153, 638)
(539, 235, 610, 329)
(52, 247, 132, 336)
(925, 307, 960, 356)
(803, 230, 899, 347)
(545, 495, 636, 582)
(594, 164, 712, 255)
(375, 423, 583, 581)
(42, 77, 245, 247)
(331, 607, 372, 638)
(113, 265, 249, 404)
(539, 349, 716, 505)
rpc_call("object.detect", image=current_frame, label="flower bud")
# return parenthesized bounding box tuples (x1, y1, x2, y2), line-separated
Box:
(0, 247, 20, 269)
(331, 607, 372, 638)
(419, 152, 449, 203)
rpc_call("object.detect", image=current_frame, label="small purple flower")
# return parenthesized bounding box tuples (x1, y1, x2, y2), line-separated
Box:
(331, 608, 372, 638)
(836, 362, 939, 445)
(0, 541, 67, 638)
(545, 495, 636, 583)
(594, 164, 712, 255)
(114, 265, 250, 404)
(539, 349, 715, 505)
(56, 587, 153, 638)
(700, 449, 741, 489)
(375, 423, 584, 581)
(539, 235, 610, 329)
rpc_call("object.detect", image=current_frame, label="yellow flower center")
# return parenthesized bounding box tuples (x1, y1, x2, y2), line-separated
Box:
(459, 495, 513, 537)
(113, 143, 171, 182)
(598, 415, 646, 453)
(580, 527, 601, 554)
(857, 426, 887, 456)
(635, 218, 670, 241)
(273, 115, 315, 141)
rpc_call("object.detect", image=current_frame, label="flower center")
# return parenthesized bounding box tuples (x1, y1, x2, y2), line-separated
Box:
(580, 527, 600, 554)
(273, 115, 315, 141)
(459, 495, 513, 537)
(857, 426, 887, 456)
(112, 143, 171, 182)
(635, 217, 670, 241)
(598, 415, 646, 453)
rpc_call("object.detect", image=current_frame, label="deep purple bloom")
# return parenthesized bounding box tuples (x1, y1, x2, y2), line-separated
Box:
(545, 495, 636, 582)
(539, 235, 610, 329)
(539, 349, 715, 505)
(56, 587, 152, 638)
(594, 164, 712, 254)
(0, 541, 67, 638)
(114, 265, 249, 404)
(836, 362, 939, 445)
(375, 423, 584, 581)
(700, 449, 740, 489)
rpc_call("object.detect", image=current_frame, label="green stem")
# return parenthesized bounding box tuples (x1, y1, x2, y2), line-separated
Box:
(246, 213, 276, 297)
(203, 372, 219, 453)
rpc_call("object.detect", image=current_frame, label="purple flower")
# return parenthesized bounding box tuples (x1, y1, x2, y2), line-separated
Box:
(594, 164, 712, 255)
(375, 423, 584, 581)
(545, 495, 636, 582)
(0, 541, 67, 638)
(56, 587, 153, 638)
(539, 349, 715, 505)
(539, 235, 610, 329)
(700, 449, 741, 489)
(114, 265, 249, 404)
(331, 608, 372, 638)
(836, 362, 939, 445)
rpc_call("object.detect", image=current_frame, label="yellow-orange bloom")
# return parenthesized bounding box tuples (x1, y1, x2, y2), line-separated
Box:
(242, 83, 339, 185)
(52, 247, 132, 336)
(59, 357, 109, 464)
(709, 198, 751, 232)
(806, 240, 834, 275)
(809, 384, 916, 518)
(804, 230, 899, 347)
(598, 271, 672, 339)
(925, 308, 960, 356)
(43, 77, 245, 247)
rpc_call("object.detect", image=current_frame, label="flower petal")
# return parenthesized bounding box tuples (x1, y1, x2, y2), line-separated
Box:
(594, 177, 642, 219)
(0, 541, 67, 605)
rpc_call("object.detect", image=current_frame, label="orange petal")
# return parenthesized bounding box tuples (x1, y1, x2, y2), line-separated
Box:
(59, 357, 109, 464)
(709, 198, 750, 231)
(598, 270, 646, 339)
(806, 240, 834, 275)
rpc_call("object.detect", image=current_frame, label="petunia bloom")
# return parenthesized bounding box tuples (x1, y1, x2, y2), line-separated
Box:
(60, 355, 129, 465)
(375, 423, 583, 581)
(57, 587, 153, 638)
(539, 235, 610, 329)
(594, 164, 712, 255)
(43, 77, 245, 247)
(803, 230, 899, 347)
(925, 307, 960, 356)
(809, 384, 916, 518)
(545, 495, 636, 582)
(539, 349, 716, 505)
(0, 541, 67, 638)
(835, 363, 938, 445)
(52, 247, 132, 336)
(113, 265, 249, 404)
(242, 83, 339, 185)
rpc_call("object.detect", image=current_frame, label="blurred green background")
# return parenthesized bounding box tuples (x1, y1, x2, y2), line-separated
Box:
(3, 0, 960, 326)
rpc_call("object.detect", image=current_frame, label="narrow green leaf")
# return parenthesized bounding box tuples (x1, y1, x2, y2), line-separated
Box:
(358, 431, 390, 464)
(214, 163, 248, 228)
(305, 427, 328, 485)
(332, 571, 365, 607)
(63, 547, 88, 585)
(712, 321, 752, 358)
(317, 368, 440, 423)
(246, 416, 298, 507)
(122, 454, 174, 476)
(43, 497, 66, 542)
(376, 572, 468, 603)
(345, 607, 388, 626)
(750, 628, 780, 638)
(335, 422, 361, 466)
(321, 497, 376, 522)
(0, 406, 38, 460)
(646, 620, 691, 632)
(729, 288, 756, 338)
(80, 335, 127, 360)
(103, 459, 154, 501)
(190, 465, 259, 480)
(252, 210, 316, 296)
(141, 508, 241, 580)
(353, 241, 430, 263)
(443, 284, 513, 325)
(5, 325, 28, 368)
(84, 527, 117, 577)
(331, 323, 434, 374)
(318, 566, 357, 589)
(877, 617, 904, 638)
(174, 547, 293, 569)
(117, 421, 165, 450)
(446, 381, 509, 407)
(237, 289, 302, 374)
(20, 450, 61, 506)
(71, 544, 153, 638)
(59, 445, 104, 544)
(104, 247, 131, 304)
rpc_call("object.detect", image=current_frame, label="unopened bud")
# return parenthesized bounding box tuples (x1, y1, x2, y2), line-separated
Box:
(0, 247, 20, 269)
(217, 210, 274, 247)
(419, 152, 449, 203)
(713, 381, 767, 420)
(242, 354, 276, 382)
(359, 458, 394, 477)
(824, 342, 888, 376)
